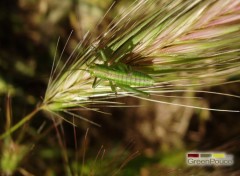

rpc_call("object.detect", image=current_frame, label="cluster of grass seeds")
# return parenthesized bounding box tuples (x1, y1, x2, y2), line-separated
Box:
(41, 0, 240, 122)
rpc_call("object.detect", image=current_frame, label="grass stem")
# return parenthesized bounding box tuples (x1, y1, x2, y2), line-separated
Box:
(0, 106, 42, 139)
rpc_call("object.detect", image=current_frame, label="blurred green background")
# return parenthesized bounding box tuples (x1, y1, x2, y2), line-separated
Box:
(0, 0, 240, 175)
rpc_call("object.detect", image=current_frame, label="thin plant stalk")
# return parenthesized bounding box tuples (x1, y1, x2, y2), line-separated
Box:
(0, 106, 43, 139)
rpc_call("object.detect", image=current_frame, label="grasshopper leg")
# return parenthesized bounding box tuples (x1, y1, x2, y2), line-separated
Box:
(92, 77, 104, 88)
(111, 63, 131, 72)
(109, 81, 117, 95)
(92, 78, 118, 96)
(116, 83, 149, 96)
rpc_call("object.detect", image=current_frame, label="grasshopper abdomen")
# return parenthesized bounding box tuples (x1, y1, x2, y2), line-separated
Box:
(89, 64, 154, 87)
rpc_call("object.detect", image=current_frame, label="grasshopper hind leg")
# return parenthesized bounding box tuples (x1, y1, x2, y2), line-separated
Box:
(92, 78, 118, 95)
(116, 83, 149, 96)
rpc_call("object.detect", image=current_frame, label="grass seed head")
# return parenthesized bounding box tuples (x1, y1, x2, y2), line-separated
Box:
(42, 0, 240, 117)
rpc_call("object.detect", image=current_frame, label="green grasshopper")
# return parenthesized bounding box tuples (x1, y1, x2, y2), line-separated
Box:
(88, 50, 154, 96)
